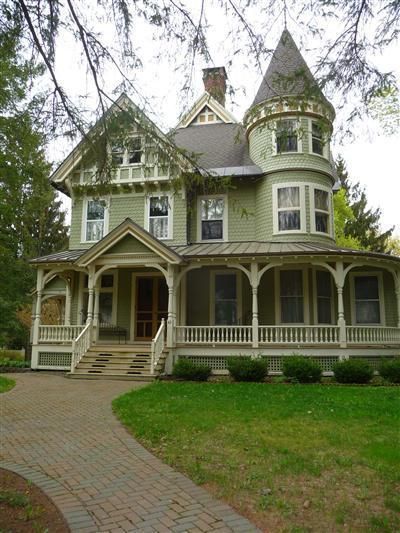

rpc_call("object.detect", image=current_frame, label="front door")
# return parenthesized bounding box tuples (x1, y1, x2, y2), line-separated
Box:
(135, 276, 168, 340)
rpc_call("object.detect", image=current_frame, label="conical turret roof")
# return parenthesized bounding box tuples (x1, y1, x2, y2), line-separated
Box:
(252, 29, 327, 107)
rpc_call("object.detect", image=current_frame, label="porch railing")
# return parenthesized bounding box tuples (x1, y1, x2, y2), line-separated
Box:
(150, 319, 165, 374)
(71, 321, 92, 373)
(347, 326, 400, 344)
(175, 326, 253, 344)
(259, 325, 340, 344)
(38, 325, 85, 343)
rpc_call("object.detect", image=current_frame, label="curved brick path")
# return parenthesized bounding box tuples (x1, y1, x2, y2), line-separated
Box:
(1, 373, 258, 532)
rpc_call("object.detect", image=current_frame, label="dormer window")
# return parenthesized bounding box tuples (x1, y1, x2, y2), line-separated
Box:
(192, 106, 222, 125)
(128, 137, 142, 164)
(199, 196, 226, 241)
(276, 119, 298, 153)
(111, 137, 143, 165)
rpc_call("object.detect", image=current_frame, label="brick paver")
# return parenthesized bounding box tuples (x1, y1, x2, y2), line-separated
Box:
(1, 373, 259, 532)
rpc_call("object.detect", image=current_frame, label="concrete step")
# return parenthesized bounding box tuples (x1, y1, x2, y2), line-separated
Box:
(89, 344, 151, 353)
(77, 362, 151, 370)
(67, 373, 155, 381)
(83, 355, 151, 362)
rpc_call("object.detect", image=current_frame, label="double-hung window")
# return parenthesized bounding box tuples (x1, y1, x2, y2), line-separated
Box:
(85, 199, 107, 242)
(148, 196, 171, 240)
(275, 185, 303, 232)
(280, 270, 304, 323)
(214, 273, 238, 325)
(313, 188, 330, 234)
(200, 197, 225, 240)
(111, 137, 142, 165)
(128, 137, 142, 164)
(276, 119, 298, 153)
(111, 143, 124, 165)
(353, 275, 382, 324)
(316, 270, 333, 324)
(311, 122, 324, 155)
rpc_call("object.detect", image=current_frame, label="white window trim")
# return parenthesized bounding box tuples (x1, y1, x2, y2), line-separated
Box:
(272, 117, 303, 155)
(81, 196, 110, 244)
(272, 183, 306, 235)
(110, 135, 143, 167)
(312, 267, 335, 325)
(275, 266, 310, 325)
(349, 272, 385, 326)
(144, 194, 173, 241)
(310, 184, 334, 237)
(308, 118, 329, 159)
(197, 194, 228, 242)
(210, 270, 242, 325)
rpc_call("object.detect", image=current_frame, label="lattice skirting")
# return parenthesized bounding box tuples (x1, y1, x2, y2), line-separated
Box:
(349, 355, 394, 370)
(38, 352, 72, 369)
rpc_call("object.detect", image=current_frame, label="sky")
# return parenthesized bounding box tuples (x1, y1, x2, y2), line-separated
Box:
(48, 1, 400, 234)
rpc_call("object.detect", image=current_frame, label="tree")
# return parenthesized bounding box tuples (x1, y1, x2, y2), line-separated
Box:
(0, 19, 68, 347)
(333, 188, 362, 250)
(6, 0, 400, 146)
(334, 156, 393, 253)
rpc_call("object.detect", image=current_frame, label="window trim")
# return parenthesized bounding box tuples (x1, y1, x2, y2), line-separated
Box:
(81, 196, 109, 244)
(210, 270, 242, 326)
(312, 267, 335, 325)
(310, 184, 333, 236)
(192, 106, 223, 126)
(272, 117, 303, 155)
(349, 272, 385, 326)
(144, 194, 173, 241)
(274, 266, 310, 325)
(308, 119, 329, 159)
(197, 194, 228, 242)
(110, 135, 143, 166)
(272, 183, 306, 235)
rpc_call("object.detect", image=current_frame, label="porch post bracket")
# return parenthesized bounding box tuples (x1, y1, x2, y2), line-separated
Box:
(93, 264, 118, 285)
(175, 264, 202, 290)
(42, 268, 67, 288)
(257, 262, 282, 284)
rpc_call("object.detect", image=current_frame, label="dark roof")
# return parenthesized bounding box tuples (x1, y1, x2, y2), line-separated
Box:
(172, 123, 262, 176)
(172, 241, 400, 263)
(252, 29, 327, 107)
(30, 249, 86, 264)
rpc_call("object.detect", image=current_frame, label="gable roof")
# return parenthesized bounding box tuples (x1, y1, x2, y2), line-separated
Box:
(252, 29, 328, 107)
(173, 123, 262, 176)
(76, 218, 183, 266)
(175, 92, 237, 129)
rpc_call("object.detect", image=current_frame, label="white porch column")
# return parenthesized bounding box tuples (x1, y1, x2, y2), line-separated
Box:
(93, 283, 100, 342)
(250, 262, 259, 348)
(335, 261, 347, 351)
(86, 266, 95, 324)
(395, 273, 400, 328)
(166, 264, 177, 348)
(64, 280, 72, 325)
(32, 269, 44, 346)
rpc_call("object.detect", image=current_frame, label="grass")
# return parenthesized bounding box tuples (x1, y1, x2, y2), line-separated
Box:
(0, 375, 15, 393)
(114, 382, 400, 532)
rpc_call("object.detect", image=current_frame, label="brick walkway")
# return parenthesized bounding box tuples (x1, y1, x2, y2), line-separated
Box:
(1, 373, 259, 532)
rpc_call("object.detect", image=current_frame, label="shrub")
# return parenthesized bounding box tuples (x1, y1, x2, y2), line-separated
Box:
(282, 356, 322, 383)
(172, 358, 211, 381)
(333, 359, 373, 384)
(379, 359, 400, 383)
(227, 357, 268, 382)
(0, 358, 29, 368)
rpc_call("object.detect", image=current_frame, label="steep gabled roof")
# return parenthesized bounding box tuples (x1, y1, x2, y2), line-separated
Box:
(252, 29, 327, 107)
(175, 92, 237, 129)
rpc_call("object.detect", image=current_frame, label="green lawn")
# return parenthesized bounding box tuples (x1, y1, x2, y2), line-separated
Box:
(114, 382, 400, 532)
(0, 375, 15, 393)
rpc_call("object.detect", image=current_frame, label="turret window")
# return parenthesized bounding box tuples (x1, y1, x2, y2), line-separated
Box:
(311, 122, 324, 155)
(274, 185, 306, 233)
(276, 119, 298, 153)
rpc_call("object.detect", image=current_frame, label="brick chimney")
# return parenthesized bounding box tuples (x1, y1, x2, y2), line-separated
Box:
(202, 67, 227, 107)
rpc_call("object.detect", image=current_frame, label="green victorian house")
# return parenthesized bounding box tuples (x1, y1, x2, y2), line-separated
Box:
(30, 30, 400, 378)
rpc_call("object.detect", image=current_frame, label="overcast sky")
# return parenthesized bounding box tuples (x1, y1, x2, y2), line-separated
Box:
(50, 1, 400, 234)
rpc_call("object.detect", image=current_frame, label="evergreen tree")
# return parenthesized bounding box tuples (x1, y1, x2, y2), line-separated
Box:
(335, 156, 393, 253)
(0, 18, 68, 347)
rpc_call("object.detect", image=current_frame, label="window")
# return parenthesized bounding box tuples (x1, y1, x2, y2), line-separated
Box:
(313, 188, 330, 234)
(193, 106, 221, 125)
(85, 199, 107, 242)
(148, 196, 170, 239)
(277, 186, 301, 231)
(111, 143, 124, 165)
(276, 119, 298, 153)
(280, 270, 304, 323)
(316, 270, 332, 324)
(353, 275, 382, 324)
(200, 197, 225, 240)
(311, 122, 324, 155)
(128, 137, 142, 164)
(214, 273, 238, 325)
(81, 273, 116, 325)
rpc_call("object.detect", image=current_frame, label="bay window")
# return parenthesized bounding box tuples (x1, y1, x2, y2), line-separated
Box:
(148, 196, 171, 240)
(274, 184, 305, 233)
(200, 197, 225, 240)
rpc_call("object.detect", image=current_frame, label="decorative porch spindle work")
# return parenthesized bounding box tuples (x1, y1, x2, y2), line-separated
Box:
(259, 325, 339, 344)
(176, 326, 252, 344)
(39, 325, 85, 343)
(347, 326, 400, 344)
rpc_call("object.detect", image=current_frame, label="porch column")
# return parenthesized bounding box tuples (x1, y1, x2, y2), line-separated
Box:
(86, 266, 95, 324)
(250, 262, 259, 348)
(335, 261, 347, 351)
(93, 283, 100, 342)
(64, 280, 72, 325)
(32, 269, 44, 346)
(166, 264, 176, 348)
(395, 273, 400, 328)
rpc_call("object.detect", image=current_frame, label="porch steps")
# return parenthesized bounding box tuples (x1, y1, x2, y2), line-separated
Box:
(68, 344, 165, 381)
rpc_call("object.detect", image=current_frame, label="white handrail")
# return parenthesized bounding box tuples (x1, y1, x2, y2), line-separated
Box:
(150, 319, 166, 374)
(70, 321, 92, 373)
